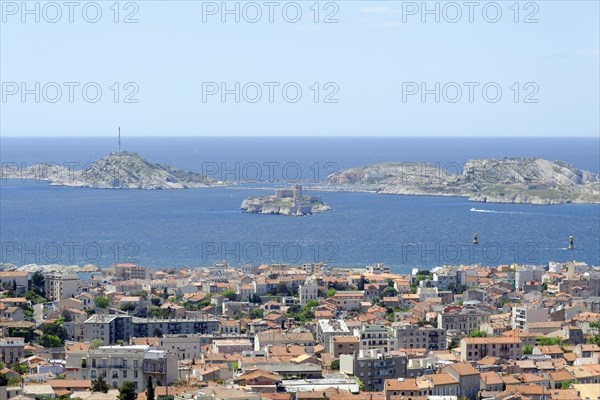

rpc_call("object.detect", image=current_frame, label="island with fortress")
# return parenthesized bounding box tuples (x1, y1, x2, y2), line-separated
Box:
(240, 185, 332, 216)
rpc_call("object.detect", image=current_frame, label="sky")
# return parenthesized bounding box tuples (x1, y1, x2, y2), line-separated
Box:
(1, 0, 599, 137)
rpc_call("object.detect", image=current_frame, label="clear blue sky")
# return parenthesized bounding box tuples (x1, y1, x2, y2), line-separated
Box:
(1, 0, 599, 137)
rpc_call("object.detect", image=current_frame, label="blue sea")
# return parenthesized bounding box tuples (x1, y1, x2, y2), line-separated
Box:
(1, 137, 599, 271)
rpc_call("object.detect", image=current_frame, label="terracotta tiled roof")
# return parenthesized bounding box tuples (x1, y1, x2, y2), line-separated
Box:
(427, 373, 457, 386)
(446, 362, 479, 376)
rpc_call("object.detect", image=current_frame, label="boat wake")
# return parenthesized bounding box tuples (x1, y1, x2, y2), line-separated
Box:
(469, 208, 532, 215)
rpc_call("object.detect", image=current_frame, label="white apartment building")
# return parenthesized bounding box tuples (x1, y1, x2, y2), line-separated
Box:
(390, 323, 446, 351)
(157, 334, 203, 360)
(114, 263, 147, 280)
(212, 339, 253, 354)
(317, 319, 351, 353)
(515, 265, 544, 291)
(69, 345, 177, 392)
(44, 273, 83, 301)
(511, 305, 549, 330)
(354, 324, 390, 352)
(299, 277, 318, 306)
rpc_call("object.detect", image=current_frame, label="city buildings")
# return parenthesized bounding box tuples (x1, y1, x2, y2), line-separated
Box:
(2, 260, 599, 399)
(68, 345, 178, 390)
(44, 273, 84, 301)
(340, 348, 408, 391)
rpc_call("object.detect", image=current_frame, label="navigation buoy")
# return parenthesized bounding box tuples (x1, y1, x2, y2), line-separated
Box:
(567, 235, 574, 250)
(472, 233, 479, 245)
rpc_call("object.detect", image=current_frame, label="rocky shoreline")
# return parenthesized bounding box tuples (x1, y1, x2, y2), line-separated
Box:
(1, 152, 224, 190)
(0, 263, 99, 273)
(322, 158, 600, 205)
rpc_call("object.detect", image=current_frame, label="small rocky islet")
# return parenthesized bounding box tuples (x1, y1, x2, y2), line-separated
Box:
(240, 185, 332, 216)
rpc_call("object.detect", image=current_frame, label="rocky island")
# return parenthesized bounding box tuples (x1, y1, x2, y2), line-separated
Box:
(324, 158, 600, 205)
(241, 185, 332, 215)
(2, 152, 223, 190)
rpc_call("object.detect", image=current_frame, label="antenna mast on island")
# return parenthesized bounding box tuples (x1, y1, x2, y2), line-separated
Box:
(118, 127, 121, 152)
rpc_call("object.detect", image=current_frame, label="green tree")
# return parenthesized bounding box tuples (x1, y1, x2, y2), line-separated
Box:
(287, 304, 301, 314)
(286, 300, 319, 323)
(39, 334, 62, 348)
(330, 359, 340, 370)
(118, 381, 137, 400)
(587, 334, 600, 345)
(95, 296, 109, 309)
(381, 286, 398, 298)
(386, 309, 396, 323)
(221, 290, 237, 301)
(132, 290, 148, 299)
(41, 320, 67, 343)
(536, 337, 562, 346)
(10, 363, 29, 375)
(162, 288, 169, 299)
(0, 373, 8, 387)
(146, 376, 154, 400)
(150, 298, 161, 307)
(7, 326, 35, 342)
(448, 339, 460, 350)
(31, 271, 45, 294)
(23, 289, 46, 304)
(523, 345, 533, 355)
(275, 283, 291, 296)
(90, 339, 104, 350)
(7, 376, 21, 386)
(469, 330, 488, 338)
(357, 276, 368, 291)
(325, 288, 336, 298)
(91, 376, 110, 393)
(121, 303, 136, 312)
(250, 293, 262, 304)
(561, 380, 576, 389)
(356, 377, 365, 391)
(249, 308, 264, 319)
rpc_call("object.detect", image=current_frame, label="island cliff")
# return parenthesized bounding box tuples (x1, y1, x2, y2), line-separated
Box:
(241, 185, 332, 216)
(2, 152, 222, 189)
(324, 158, 599, 205)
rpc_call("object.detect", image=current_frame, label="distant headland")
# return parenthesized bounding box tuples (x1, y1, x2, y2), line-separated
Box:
(323, 157, 600, 205)
(241, 185, 332, 216)
(1, 151, 224, 190)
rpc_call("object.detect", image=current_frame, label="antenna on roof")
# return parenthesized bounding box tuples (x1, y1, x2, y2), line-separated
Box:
(118, 127, 121, 152)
